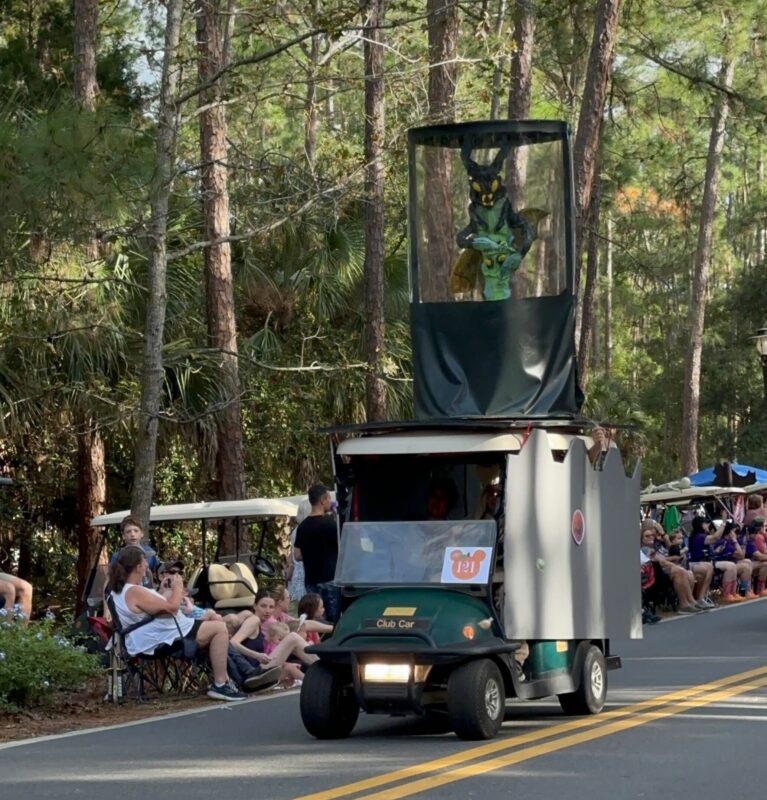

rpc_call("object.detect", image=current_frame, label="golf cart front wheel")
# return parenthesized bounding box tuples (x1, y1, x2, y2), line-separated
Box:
(447, 658, 505, 740)
(300, 662, 359, 739)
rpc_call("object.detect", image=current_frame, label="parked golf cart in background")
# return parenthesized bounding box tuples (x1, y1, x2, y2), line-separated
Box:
(640, 483, 747, 525)
(299, 120, 642, 742)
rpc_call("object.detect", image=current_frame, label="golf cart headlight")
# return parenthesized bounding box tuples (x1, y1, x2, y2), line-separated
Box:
(363, 663, 411, 683)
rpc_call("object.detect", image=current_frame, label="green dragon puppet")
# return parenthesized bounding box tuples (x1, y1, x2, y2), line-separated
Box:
(453, 143, 535, 301)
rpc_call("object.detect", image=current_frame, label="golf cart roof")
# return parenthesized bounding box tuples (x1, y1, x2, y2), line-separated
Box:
(640, 485, 746, 505)
(744, 482, 767, 494)
(336, 430, 606, 456)
(91, 497, 300, 527)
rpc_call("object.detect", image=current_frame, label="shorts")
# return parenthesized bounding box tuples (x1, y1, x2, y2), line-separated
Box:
(185, 620, 203, 641)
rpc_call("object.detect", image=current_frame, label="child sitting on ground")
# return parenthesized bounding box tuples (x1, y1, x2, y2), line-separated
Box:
(263, 621, 304, 686)
(296, 593, 334, 645)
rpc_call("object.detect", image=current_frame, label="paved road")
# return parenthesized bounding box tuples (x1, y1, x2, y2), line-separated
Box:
(2, 600, 767, 800)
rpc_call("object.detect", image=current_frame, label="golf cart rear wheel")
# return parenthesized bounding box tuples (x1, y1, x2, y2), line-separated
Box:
(447, 658, 505, 740)
(558, 644, 607, 715)
(300, 662, 359, 739)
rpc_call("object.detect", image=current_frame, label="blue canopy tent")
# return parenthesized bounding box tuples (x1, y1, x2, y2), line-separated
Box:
(688, 463, 767, 487)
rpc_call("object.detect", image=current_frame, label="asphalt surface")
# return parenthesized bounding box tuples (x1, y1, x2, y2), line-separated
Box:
(2, 600, 767, 800)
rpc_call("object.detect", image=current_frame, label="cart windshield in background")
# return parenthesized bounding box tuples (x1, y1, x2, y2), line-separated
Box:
(335, 520, 496, 586)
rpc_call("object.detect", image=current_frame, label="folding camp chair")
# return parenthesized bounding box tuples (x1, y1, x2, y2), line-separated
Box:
(105, 594, 209, 702)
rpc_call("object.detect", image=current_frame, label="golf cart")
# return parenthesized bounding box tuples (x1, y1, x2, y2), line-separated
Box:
(299, 121, 641, 741)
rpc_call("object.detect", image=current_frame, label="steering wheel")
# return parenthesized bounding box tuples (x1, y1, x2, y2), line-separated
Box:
(250, 554, 276, 577)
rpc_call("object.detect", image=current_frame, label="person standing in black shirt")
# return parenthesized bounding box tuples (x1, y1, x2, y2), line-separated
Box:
(294, 484, 339, 621)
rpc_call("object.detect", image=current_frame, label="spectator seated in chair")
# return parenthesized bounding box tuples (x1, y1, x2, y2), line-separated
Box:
(109, 545, 279, 700)
(745, 517, 767, 597)
(710, 520, 755, 601)
(640, 526, 702, 613)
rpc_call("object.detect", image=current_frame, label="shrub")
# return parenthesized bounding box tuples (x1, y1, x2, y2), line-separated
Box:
(0, 611, 101, 710)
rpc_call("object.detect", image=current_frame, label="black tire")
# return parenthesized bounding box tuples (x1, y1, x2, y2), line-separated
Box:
(558, 645, 607, 715)
(300, 662, 359, 739)
(447, 659, 505, 740)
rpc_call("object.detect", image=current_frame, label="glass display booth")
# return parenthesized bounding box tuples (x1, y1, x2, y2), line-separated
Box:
(407, 120, 581, 419)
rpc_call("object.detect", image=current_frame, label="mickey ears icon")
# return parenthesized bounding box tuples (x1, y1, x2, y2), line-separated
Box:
(450, 550, 486, 562)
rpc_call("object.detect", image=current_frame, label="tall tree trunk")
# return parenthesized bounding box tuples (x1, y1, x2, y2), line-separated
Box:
(572, 0, 620, 293)
(681, 59, 735, 476)
(604, 213, 613, 376)
(75, 429, 105, 615)
(362, 0, 387, 421)
(73, 0, 98, 111)
(131, 0, 183, 532)
(506, 0, 535, 297)
(304, 0, 321, 171)
(577, 174, 602, 385)
(507, 0, 535, 123)
(421, 0, 458, 302)
(489, 0, 507, 120)
(198, 0, 246, 545)
(758, 158, 766, 265)
(73, 0, 104, 610)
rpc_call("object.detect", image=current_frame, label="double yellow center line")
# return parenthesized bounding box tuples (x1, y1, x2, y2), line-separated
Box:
(294, 664, 767, 800)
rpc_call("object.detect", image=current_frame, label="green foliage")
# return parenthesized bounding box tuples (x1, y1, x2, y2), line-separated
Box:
(0, 615, 100, 709)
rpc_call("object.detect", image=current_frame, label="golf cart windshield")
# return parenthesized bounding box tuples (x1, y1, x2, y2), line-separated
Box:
(336, 520, 496, 585)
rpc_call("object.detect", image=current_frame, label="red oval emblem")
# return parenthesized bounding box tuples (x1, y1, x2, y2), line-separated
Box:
(572, 509, 585, 546)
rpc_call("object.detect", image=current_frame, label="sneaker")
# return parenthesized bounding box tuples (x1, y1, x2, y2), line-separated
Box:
(745, 592, 759, 600)
(694, 600, 711, 611)
(678, 605, 699, 614)
(207, 682, 247, 701)
(512, 659, 526, 682)
(701, 597, 716, 608)
(242, 666, 281, 693)
(721, 594, 744, 603)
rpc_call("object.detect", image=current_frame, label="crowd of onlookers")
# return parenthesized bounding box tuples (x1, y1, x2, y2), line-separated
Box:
(641, 491, 767, 623)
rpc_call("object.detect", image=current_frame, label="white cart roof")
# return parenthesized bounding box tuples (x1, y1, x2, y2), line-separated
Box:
(91, 497, 300, 527)
(336, 431, 603, 456)
(640, 485, 746, 505)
